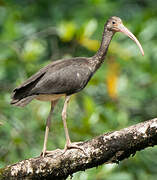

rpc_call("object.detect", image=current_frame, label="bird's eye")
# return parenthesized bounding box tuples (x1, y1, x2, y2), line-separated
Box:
(112, 21, 116, 25)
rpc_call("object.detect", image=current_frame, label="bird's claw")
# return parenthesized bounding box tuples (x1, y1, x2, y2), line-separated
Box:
(40, 142, 87, 157)
(62, 142, 87, 156)
(40, 149, 62, 157)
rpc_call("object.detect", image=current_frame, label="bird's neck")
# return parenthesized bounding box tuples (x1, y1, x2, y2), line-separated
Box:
(90, 26, 115, 72)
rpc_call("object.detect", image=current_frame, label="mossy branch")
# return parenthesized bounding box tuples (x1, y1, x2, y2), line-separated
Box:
(1, 118, 157, 180)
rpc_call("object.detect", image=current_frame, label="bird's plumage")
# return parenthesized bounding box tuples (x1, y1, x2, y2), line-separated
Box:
(11, 57, 93, 106)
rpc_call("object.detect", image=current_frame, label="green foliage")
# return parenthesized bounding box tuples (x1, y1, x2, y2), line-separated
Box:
(0, 0, 157, 179)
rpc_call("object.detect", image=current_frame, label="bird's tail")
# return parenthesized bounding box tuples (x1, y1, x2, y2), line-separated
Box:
(10, 72, 45, 107)
(11, 95, 36, 107)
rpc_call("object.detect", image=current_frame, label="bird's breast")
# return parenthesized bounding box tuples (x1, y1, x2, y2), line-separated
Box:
(36, 94, 65, 101)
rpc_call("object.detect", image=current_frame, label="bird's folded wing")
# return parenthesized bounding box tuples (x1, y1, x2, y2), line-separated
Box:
(29, 64, 93, 96)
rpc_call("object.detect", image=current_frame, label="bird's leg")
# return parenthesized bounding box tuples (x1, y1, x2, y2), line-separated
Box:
(62, 96, 71, 146)
(41, 100, 58, 157)
(62, 96, 86, 154)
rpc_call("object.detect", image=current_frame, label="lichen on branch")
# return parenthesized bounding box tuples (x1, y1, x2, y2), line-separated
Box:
(1, 118, 157, 180)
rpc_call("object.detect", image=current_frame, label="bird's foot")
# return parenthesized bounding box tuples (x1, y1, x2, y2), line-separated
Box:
(40, 149, 62, 157)
(62, 142, 87, 155)
(40, 142, 87, 157)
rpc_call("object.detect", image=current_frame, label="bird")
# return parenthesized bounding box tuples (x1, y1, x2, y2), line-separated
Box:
(11, 16, 144, 157)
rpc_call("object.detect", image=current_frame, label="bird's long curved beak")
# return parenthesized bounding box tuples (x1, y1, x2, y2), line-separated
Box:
(116, 23, 144, 56)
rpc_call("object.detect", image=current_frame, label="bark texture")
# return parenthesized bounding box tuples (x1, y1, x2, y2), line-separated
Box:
(1, 118, 157, 180)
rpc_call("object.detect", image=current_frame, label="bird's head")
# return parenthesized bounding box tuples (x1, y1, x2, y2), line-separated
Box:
(106, 16, 144, 56)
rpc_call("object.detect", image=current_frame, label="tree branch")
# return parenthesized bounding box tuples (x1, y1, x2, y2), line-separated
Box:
(1, 118, 157, 180)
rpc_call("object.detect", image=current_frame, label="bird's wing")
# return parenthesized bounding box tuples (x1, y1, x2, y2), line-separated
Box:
(29, 62, 93, 96)
(14, 59, 64, 91)
(11, 58, 92, 102)
(10, 59, 68, 103)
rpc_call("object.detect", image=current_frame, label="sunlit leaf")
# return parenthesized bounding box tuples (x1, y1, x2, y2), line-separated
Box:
(79, 37, 100, 51)
(83, 19, 97, 38)
(57, 21, 76, 42)
(106, 59, 120, 99)
(22, 39, 46, 62)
